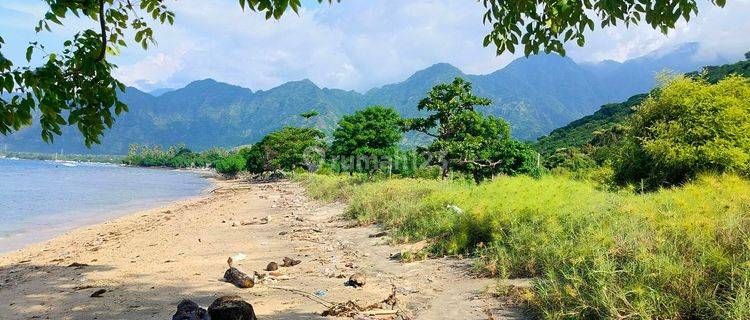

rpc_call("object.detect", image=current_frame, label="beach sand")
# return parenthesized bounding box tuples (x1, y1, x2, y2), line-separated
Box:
(0, 180, 527, 319)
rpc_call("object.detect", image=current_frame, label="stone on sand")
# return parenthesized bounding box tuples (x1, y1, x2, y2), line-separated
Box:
(208, 295, 257, 320)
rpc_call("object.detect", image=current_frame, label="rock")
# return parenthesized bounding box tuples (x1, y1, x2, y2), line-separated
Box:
(208, 296, 257, 320)
(90, 289, 107, 297)
(281, 257, 301, 267)
(67, 262, 89, 268)
(368, 231, 388, 238)
(172, 299, 208, 320)
(348, 273, 366, 287)
(223, 267, 254, 288)
(266, 262, 279, 271)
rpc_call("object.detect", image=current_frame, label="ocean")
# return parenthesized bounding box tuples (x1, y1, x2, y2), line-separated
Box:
(0, 158, 212, 253)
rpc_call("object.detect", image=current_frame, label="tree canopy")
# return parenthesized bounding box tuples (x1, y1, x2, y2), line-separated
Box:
(0, 0, 727, 146)
(244, 126, 326, 173)
(405, 77, 538, 183)
(329, 106, 403, 173)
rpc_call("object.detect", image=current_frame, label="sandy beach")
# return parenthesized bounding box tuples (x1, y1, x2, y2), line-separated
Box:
(0, 179, 527, 319)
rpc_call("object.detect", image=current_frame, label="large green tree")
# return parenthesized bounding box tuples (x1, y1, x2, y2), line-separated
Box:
(615, 75, 750, 189)
(244, 126, 326, 173)
(330, 106, 403, 174)
(405, 77, 538, 183)
(0, 0, 727, 146)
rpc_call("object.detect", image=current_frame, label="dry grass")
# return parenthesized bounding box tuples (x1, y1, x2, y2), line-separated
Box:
(295, 173, 750, 319)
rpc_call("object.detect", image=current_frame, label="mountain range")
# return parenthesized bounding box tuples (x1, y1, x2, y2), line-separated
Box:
(0, 42, 729, 155)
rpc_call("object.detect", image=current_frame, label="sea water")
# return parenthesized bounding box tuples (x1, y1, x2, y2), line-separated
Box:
(0, 158, 211, 253)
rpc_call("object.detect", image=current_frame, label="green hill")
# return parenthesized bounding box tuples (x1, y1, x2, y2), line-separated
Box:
(535, 59, 750, 157)
(0, 44, 724, 154)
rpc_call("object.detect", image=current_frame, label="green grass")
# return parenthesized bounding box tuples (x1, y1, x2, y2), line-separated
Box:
(295, 173, 750, 319)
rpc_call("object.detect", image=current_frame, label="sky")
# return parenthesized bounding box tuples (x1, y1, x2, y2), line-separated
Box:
(1, 0, 749, 93)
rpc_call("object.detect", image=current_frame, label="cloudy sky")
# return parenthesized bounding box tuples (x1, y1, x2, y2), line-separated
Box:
(1, 0, 749, 92)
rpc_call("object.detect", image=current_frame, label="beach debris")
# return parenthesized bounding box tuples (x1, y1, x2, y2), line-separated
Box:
(232, 253, 247, 262)
(208, 295, 257, 320)
(313, 290, 327, 297)
(266, 262, 279, 271)
(224, 267, 254, 288)
(447, 204, 464, 215)
(281, 257, 301, 267)
(322, 287, 402, 318)
(241, 216, 270, 226)
(278, 231, 289, 236)
(90, 289, 107, 298)
(223, 258, 254, 288)
(172, 299, 208, 320)
(269, 271, 284, 277)
(347, 273, 367, 287)
(67, 262, 89, 269)
(368, 231, 388, 238)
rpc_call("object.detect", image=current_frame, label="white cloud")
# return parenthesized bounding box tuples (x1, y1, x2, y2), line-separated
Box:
(566, 1, 750, 63)
(5, 0, 747, 92)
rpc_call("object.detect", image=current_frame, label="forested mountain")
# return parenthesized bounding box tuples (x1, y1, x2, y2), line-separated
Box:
(0, 43, 726, 155)
(535, 59, 750, 155)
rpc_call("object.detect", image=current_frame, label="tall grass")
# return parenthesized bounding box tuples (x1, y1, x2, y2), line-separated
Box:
(295, 173, 750, 319)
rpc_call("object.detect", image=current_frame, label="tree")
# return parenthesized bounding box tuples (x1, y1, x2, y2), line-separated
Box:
(615, 75, 750, 189)
(300, 110, 319, 119)
(245, 126, 326, 173)
(745, 51, 750, 60)
(0, 0, 727, 145)
(329, 106, 403, 174)
(214, 153, 246, 176)
(405, 77, 538, 183)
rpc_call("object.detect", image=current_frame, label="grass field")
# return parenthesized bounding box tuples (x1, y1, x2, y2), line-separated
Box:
(295, 173, 750, 319)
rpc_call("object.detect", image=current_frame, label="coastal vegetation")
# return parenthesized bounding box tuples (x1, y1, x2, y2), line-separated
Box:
(294, 172, 750, 319)
(255, 62, 750, 318)
(122, 144, 228, 169)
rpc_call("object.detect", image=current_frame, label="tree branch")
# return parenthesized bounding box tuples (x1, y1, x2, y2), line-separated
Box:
(95, 0, 107, 62)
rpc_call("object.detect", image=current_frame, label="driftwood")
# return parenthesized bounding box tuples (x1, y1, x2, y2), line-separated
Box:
(223, 267, 254, 288)
(281, 256, 301, 267)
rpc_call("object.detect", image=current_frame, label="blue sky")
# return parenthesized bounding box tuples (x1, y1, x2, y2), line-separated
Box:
(1, 0, 749, 92)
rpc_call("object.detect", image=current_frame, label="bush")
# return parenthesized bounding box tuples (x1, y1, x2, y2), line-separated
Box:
(615, 75, 750, 189)
(214, 154, 246, 176)
(296, 173, 750, 319)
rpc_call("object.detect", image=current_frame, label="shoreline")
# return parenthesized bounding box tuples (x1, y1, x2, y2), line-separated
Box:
(0, 160, 219, 254)
(0, 179, 519, 319)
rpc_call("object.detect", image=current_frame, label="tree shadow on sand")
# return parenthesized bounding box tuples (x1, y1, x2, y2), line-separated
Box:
(0, 261, 327, 319)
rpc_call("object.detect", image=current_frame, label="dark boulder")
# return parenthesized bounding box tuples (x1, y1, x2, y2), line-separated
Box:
(172, 299, 208, 320)
(208, 295, 257, 320)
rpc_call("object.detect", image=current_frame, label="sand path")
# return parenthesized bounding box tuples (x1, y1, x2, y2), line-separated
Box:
(0, 180, 527, 319)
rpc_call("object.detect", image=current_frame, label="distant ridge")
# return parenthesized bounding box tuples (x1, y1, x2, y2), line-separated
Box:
(0, 42, 726, 154)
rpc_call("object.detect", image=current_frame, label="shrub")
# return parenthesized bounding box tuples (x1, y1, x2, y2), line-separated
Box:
(214, 154, 246, 176)
(615, 75, 750, 189)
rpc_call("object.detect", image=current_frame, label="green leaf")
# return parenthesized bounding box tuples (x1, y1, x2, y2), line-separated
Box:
(25, 46, 34, 62)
